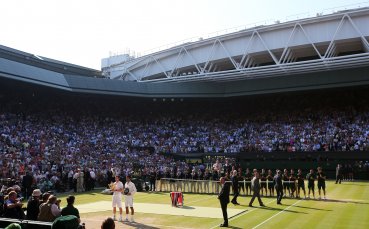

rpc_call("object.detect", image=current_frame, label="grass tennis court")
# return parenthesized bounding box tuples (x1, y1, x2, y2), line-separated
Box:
(56, 181, 369, 228)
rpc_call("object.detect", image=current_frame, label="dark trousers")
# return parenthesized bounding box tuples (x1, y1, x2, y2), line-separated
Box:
(73, 179, 77, 192)
(231, 190, 239, 203)
(238, 184, 245, 194)
(68, 177, 73, 190)
(91, 178, 95, 190)
(249, 191, 263, 205)
(22, 187, 32, 200)
(336, 175, 342, 184)
(150, 179, 156, 191)
(246, 184, 251, 194)
(276, 187, 283, 203)
(220, 200, 228, 224)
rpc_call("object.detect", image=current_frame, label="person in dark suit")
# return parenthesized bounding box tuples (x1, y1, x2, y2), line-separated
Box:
(218, 172, 231, 227)
(149, 169, 157, 191)
(317, 167, 326, 200)
(249, 171, 265, 207)
(244, 168, 252, 196)
(306, 169, 315, 199)
(106, 169, 113, 188)
(231, 170, 240, 205)
(22, 171, 34, 200)
(274, 170, 283, 205)
(223, 159, 233, 175)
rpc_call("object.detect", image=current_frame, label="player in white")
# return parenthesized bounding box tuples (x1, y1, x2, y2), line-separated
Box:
(124, 175, 137, 222)
(111, 175, 124, 221)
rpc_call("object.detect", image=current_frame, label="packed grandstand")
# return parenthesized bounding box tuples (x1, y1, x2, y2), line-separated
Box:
(1, 77, 368, 195)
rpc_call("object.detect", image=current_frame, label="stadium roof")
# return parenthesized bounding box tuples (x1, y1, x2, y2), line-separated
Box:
(0, 44, 102, 78)
(104, 7, 369, 83)
(1, 7, 369, 98)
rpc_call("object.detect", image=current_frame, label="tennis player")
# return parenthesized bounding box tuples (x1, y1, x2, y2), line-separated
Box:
(124, 175, 137, 222)
(111, 175, 123, 221)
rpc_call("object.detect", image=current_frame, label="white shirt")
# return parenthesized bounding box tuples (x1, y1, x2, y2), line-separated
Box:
(113, 181, 123, 196)
(51, 204, 61, 217)
(90, 171, 96, 179)
(213, 163, 222, 172)
(68, 171, 74, 178)
(125, 181, 137, 196)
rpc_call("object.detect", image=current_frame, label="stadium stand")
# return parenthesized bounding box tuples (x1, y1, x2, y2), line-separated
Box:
(0, 75, 368, 193)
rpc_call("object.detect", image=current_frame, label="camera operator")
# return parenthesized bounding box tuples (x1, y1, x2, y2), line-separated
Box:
(3, 191, 25, 219)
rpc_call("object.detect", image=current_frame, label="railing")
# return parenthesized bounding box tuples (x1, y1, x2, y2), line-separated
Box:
(145, 53, 369, 83)
(0, 217, 52, 229)
(158, 178, 303, 194)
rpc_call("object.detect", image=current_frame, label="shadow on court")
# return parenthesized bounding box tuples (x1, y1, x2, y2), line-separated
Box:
(338, 183, 369, 187)
(303, 198, 369, 205)
(181, 205, 195, 209)
(144, 192, 168, 195)
(236, 204, 249, 207)
(225, 226, 244, 229)
(324, 199, 369, 205)
(254, 206, 307, 214)
(293, 205, 332, 211)
(229, 209, 248, 219)
(120, 221, 160, 229)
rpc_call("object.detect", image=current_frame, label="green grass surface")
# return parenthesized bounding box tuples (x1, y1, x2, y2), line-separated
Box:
(56, 181, 369, 229)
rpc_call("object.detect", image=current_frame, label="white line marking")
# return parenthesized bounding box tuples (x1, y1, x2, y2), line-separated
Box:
(209, 199, 276, 229)
(252, 200, 302, 229)
(229, 199, 276, 221)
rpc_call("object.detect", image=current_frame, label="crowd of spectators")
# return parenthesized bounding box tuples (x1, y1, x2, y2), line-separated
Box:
(0, 87, 368, 194)
(1, 110, 367, 172)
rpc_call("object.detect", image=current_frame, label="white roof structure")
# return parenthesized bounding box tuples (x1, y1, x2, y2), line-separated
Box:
(103, 7, 369, 83)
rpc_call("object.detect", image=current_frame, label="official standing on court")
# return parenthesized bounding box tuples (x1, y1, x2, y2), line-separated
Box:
(306, 169, 315, 199)
(336, 164, 342, 184)
(317, 167, 326, 200)
(218, 172, 231, 227)
(249, 171, 265, 207)
(274, 170, 283, 205)
(231, 170, 240, 205)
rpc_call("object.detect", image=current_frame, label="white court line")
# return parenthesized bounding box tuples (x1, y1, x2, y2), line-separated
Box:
(229, 199, 276, 222)
(209, 199, 276, 229)
(252, 200, 302, 229)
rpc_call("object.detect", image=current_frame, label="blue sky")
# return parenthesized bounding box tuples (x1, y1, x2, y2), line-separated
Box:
(1, 0, 368, 69)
